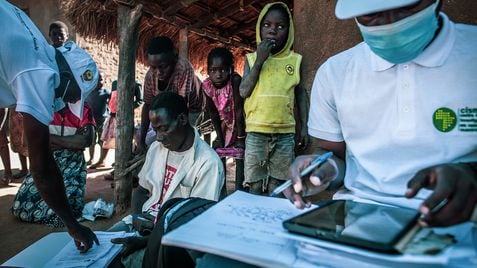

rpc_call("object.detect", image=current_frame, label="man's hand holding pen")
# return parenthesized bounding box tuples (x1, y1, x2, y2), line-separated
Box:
(283, 152, 339, 209)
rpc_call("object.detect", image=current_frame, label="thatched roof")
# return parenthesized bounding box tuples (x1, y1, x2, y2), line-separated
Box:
(62, 0, 293, 74)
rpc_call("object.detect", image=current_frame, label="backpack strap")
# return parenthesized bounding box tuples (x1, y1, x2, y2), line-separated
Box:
(154, 197, 185, 222)
(141, 197, 216, 268)
(163, 198, 216, 232)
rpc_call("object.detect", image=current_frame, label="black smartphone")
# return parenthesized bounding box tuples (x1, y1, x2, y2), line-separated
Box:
(283, 200, 420, 254)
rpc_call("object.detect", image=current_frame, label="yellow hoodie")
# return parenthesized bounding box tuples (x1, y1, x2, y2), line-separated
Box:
(244, 2, 302, 134)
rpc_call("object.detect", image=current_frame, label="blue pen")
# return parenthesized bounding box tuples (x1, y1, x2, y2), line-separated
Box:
(270, 152, 333, 197)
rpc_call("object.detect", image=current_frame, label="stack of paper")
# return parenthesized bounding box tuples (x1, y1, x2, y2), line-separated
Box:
(162, 191, 477, 267)
(162, 191, 313, 267)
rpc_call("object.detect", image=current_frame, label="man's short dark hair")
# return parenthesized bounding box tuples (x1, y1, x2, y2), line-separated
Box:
(49, 21, 68, 33)
(147, 36, 175, 55)
(150, 92, 188, 118)
(207, 47, 234, 69)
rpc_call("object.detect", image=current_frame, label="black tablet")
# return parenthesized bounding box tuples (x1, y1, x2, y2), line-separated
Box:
(283, 200, 420, 253)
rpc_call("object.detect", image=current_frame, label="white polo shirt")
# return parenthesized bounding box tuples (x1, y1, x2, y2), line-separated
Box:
(309, 13, 477, 209)
(0, 1, 59, 125)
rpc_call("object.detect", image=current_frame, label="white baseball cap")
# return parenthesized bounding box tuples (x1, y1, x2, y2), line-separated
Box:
(56, 41, 99, 119)
(335, 0, 420, 19)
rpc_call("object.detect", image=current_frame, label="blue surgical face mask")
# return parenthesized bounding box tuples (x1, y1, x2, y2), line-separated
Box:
(53, 79, 70, 112)
(356, 2, 439, 64)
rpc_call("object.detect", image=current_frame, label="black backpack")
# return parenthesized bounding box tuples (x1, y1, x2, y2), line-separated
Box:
(142, 197, 216, 268)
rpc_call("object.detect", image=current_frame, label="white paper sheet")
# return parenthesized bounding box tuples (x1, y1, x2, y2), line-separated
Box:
(43, 231, 133, 268)
(162, 191, 314, 268)
(163, 191, 477, 268)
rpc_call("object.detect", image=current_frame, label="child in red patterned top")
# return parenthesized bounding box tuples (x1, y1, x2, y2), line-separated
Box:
(202, 47, 246, 190)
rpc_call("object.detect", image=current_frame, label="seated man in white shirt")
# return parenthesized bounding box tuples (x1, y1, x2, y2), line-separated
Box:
(134, 91, 224, 217)
(110, 92, 224, 230)
(109, 92, 224, 267)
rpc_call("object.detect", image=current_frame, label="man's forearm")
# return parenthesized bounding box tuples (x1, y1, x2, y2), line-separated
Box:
(313, 140, 347, 190)
(23, 114, 78, 227)
(33, 154, 78, 226)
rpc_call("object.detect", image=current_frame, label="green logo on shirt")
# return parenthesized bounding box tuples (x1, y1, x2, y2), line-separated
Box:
(433, 107, 457, 132)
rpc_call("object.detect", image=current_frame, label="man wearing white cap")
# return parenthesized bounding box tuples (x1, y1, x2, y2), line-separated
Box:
(0, 1, 99, 252)
(287, 0, 477, 227)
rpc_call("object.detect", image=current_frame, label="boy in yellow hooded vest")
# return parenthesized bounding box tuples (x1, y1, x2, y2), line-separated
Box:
(239, 2, 308, 195)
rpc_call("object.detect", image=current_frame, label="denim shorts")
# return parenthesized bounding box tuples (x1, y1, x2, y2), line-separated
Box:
(244, 132, 295, 184)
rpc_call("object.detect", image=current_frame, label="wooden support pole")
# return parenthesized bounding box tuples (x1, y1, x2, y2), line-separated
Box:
(179, 28, 189, 59)
(115, 2, 143, 213)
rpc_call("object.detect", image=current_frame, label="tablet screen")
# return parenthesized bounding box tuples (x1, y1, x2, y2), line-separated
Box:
(284, 200, 419, 252)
